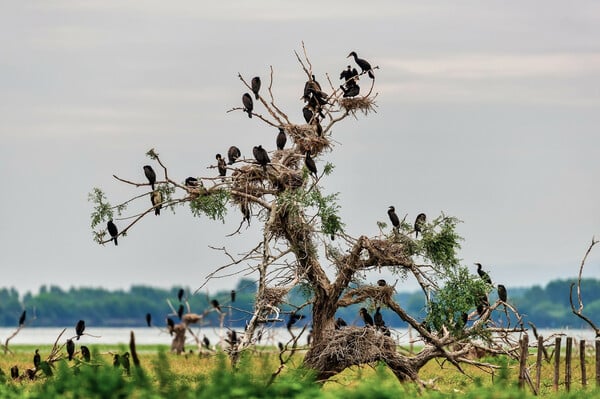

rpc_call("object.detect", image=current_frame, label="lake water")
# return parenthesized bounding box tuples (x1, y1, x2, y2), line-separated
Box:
(1, 327, 597, 346)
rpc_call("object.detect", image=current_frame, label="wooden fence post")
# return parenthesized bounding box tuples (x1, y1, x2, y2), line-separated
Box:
(565, 337, 572, 392)
(554, 337, 561, 391)
(519, 334, 529, 389)
(595, 340, 600, 387)
(581, 340, 587, 387)
(536, 335, 544, 393)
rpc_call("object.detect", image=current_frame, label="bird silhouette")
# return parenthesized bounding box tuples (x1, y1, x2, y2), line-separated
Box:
(230, 290, 236, 303)
(177, 289, 184, 302)
(475, 263, 492, 285)
(145, 313, 152, 327)
(81, 345, 91, 362)
(166, 317, 175, 336)
(276, 128, 287, 150)
(414, 213, 426, 238)
(377, 279, 387, 287)
(359, 308, 374, 326)
(33, 349, 40, 369)
(242, 93, 253, 118)
(348, 51, 374, 79)
(241, 201, 251, 226)
(387, 206, 400, 230)
(202, 335, 210, 349)
(151, 190, 162, 215)
(107, 220, 119, 246)
(252, 145, 270, 171)
(216, 154, 227, 179)
(305, 151, 318, 179)
(185, 177, 199, 187)
(498, 284, 508, 303)
(143, 165, 156, 190)
(227, 146, 241, 165)
(177, 304, 184, 319)
(10, 365, 18, 380)
(335, 317, 347, 329)
(251, 76, 261, 100)
(66, 339, 75, 361)
(18, 310, 26, 327)
(374, 307, 385, 329)
(75, 320, 85, 340)
(211, 299, 222, 313)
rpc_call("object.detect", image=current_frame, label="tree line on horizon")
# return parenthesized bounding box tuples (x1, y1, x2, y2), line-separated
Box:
(0, 278, 597, 329)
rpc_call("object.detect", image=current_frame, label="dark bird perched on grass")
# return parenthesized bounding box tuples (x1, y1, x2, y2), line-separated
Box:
(230, 290, 236, 303)
(107, 220, 119, 246)
(66, 339, 75, 361)
(348, 51, 374, 79)
(475, 263, 492, 285)
(177, 289, 184, 302)
(145, 313, 152, 327)
(305, 151, 318, 179)
(498, 284, 508, 303)
(202, 335, 210, 349)
(286, 313, 305, 330)
(377, 279, 387, 287)
(151, 190, 162, 215)
(359, 308, 374, 327)
(166, 317, 175, 336)
(302, 106, 314, 124)
(81, 346, 91, 362)
(242, 93, 253, 118)
(252, 145, 270, 171)
(335, 317, 347, 329)
(121, 352, 131, 375)
(227, 146, 241, 165)
(113, 353, 120, 368)
(374, 307, 385, 328)
(251, 76, 261, 100)
(241, 201, 251, 225)
(278, 342, 284, 352)
(387, 206, 400, 230)
(276, 128, 287, 150)
(143, 165, 156, 190)
(216, 153, 227, 179)
(185, 177, 198, 187)
(18, 310, 26, 327)
(414, 213, 426, 238)
(75, 320, 85, 340)
(10, 366, 18, 380)
(211, 299, 222, 313)
(177, 305, 184, 319)
(33, 349, 40, 369)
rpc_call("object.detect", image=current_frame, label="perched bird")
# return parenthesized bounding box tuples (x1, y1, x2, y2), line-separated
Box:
(335, 317, 347, 329)
(414, 213, 426, 238)
(177, 304, 184, 319)
(66, 339, 75, 361)
(377, 279, 387, 287)
(374, 307, 385, 328)
(202, 336, 210, 349)
(251, 76, 261, 100)
(10, 365, 18, 380)
(227, 146, 241, 165)
(241, 202, 251, 226)
(305, 151, 318, 179)
(113, 353, 120, 368)
(18, 310, 26, 327)
(359, 307, 374, 327)
(302, 106, 314, 124)
(230, 289, 236, 303)
(227, 330, 237, 346)
(286, 313, 305, 330)
(340, 65, 354, 82)
(216, 154, 227, 179)
(143, 165, 156, 190)
(498, 284, 508, 303)
(242, 93, 253, 118)
(347, 51, 374, 79)
(121, 352, 131, 375)
(75, 320, 85, 340)
(211, 299, 222, 313)
(475, 263, 492, 285)
(276, 128, 287, 150)
(342, 84, 360, 98)
(177, 289, 184, 302)
(166, 317, 175, 336)
(278, 342, 284, 352)
(476, 294, 490, 316)
(107, 220, 119, 246)
(252, 145, 270, 171)
(33, 349, 41, 369)
(387, 206, 400, 230)
(81, 345, 91, 362)
(145, 313, 152, 327)
(151, 190, 162, 215)
(185, 177, 199, 187)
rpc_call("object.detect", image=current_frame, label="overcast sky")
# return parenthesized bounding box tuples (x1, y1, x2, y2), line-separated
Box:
(1, 1, 599, 299)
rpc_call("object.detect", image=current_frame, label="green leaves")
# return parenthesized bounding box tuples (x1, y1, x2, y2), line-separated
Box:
(88, 188, 114, 229)
(417, 215, 463, 270)
(189, 189, 229, 222)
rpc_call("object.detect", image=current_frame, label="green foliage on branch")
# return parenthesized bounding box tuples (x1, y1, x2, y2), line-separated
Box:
(189, 190, 229, 222)
(417, 215, 463, 270)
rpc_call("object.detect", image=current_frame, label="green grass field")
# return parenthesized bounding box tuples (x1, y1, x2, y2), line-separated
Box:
(0, 344, 598, 398)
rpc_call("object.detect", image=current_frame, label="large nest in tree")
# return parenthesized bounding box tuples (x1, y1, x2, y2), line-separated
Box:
(338, 285, 395, 307)
(340, 97, 377, 116)
(230, 164, 274, 203)
(285, 124, 331, 154)
(258, 287, 289, 307)
(366, 239, 414, 267)
(306, 327, 398, 373)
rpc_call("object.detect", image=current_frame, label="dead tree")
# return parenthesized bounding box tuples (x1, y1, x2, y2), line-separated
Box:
(569, 237, 599, 336)
(90, 45, 525, 386)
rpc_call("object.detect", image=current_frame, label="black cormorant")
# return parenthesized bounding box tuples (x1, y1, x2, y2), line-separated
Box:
(377, 279, 387, 287)
(75, 320, 85, 340)
(343, 84, 360, 98)
(211, 299, 222, 313)
(216, 153, 227, 179)
(33, 349, 40, 369)
(166, 317, 175, 336)
(498, 284, 507, 303)
(276, 128, 287, 150)
(286, 312, 305, 330)
(251, 76, 261, 100)
(10, 365, 18, 380)
(335, 317, 347, 329)
(374, 307, 385, 328)
(177, 288, 184, 302)
(113, 353, 120, 368)
(387, 206, 400, 230)
(151, 190, 162, 215)
(305, 151, 318, 179)
(185, 177, 199, 187)
(347, 51, 374, 79)
(227, 146, 241, 165)
(202, 335, 210, 349)
(230, 289, 236, 303)
(121, 352, 130, 375)
(414, 213, 426, 238)
(252, 145, 270, 171)
(302, 106, 314, 123)
(145, 313, 152, 327)
(143, 165, 156, 190)
(18, 310, 26, 327)
(476, 294, 490, 316)
(81, 345, 91, 362)
(359, 307, 374, 326)
(278, 342, 284, 352)
(475, 263, 492, 285)
(66, 339, 75, 361)
(177, 304, 184, 319)
(242, 93, 253, 118)
(107, 220, 118, 246)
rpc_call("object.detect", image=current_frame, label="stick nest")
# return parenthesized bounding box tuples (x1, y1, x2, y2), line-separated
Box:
(366, 239, 414, 267)
(258, 287, 289, 307)
(286, 124, 331, 154)
(340, 97, 377, 116)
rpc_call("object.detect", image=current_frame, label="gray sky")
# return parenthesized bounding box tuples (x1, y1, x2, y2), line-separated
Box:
(1, 1, 599, 297)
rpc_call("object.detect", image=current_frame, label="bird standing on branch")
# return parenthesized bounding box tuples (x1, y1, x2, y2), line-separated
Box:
(251, 76, 261, 100)
(18, 310, 26, 327)
(242, 93, 253, 118)
(107, 220, 118, 246)
(348, 51, 374, 79)
(305, 151, 318, 179)
(414, 213, 426, 238)
(253, 145, 270, 171)
(227, 146, 241, 165)
(151, 190, 162, 216)
(276, 128, 287, 150)
(143, 165, 156, 190)
(211, 299, 222, 313)
(475, 263, 492, 285)
(216, 153, 227, 180)
(387, 206, 400, 230)
(359, 307, 374, 326)
(498, 284, 508, 302)
(66, 339, 75, 361)
(33, 349, 40, 369)
(75, 320, 85, 340)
